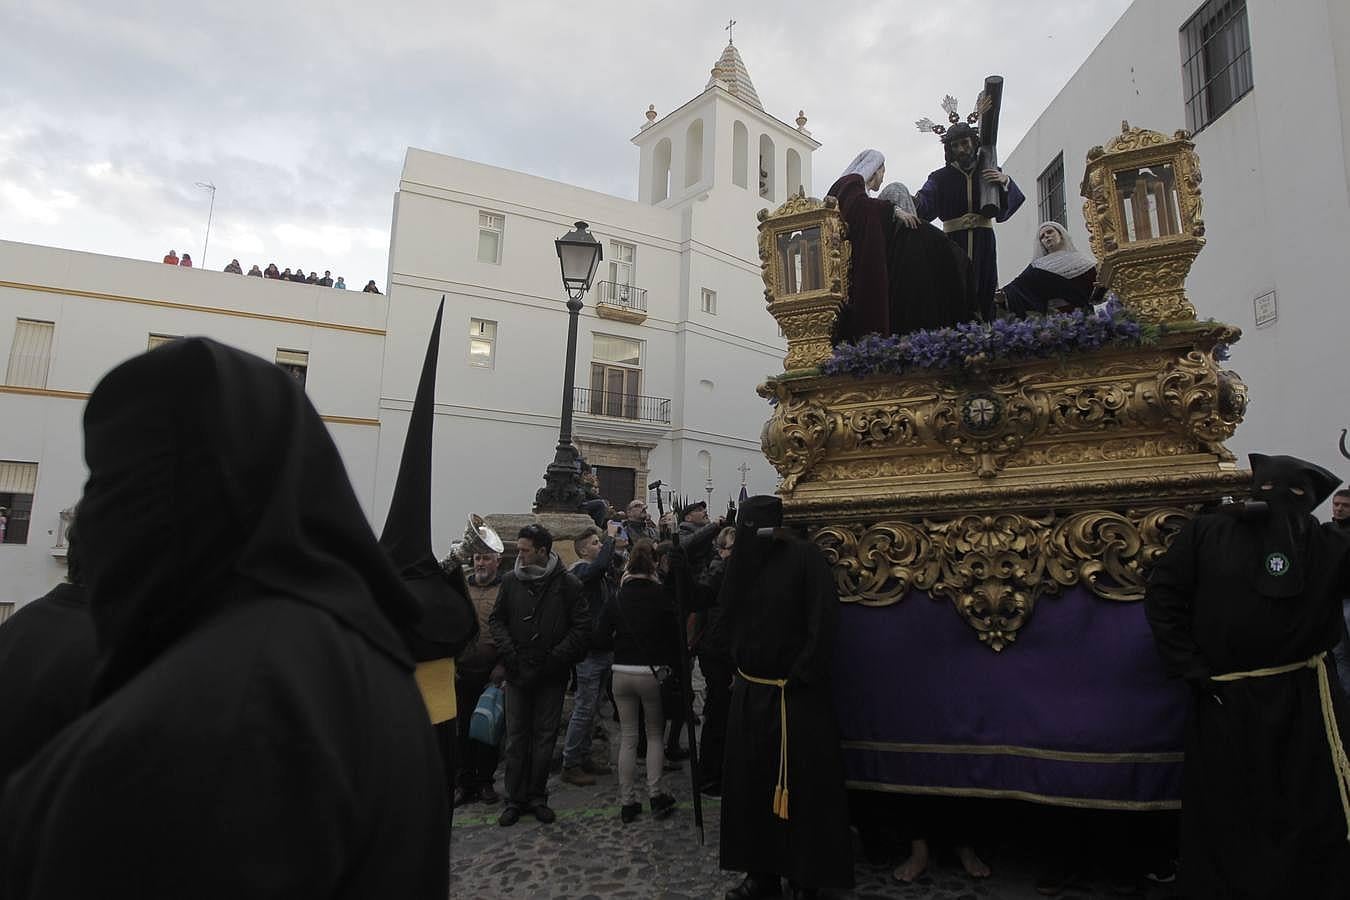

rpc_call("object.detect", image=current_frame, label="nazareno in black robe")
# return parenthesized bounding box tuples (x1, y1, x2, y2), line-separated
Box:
(717, 526, 854, 890)
(827, 173, 893, 342)
(1146, 507, 1350, 898)
(0, 582, 97, 788)
(0, 338, 449, 900)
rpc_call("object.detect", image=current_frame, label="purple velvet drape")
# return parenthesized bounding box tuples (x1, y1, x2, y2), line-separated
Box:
(833, 585, 1187, 808)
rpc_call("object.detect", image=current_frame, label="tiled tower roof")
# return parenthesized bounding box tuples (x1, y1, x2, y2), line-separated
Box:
(705, 42, 763, 111)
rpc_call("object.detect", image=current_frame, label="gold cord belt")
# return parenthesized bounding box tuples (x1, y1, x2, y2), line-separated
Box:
(1212, 653, 1350, 841)
(943, 213, 994, 233)
(738, 669, 790, 820)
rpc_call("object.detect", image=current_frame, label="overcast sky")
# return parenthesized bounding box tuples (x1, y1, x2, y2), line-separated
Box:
(1, 0, 1132, 286)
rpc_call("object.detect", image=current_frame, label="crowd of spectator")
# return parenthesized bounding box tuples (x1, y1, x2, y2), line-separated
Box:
(161, 249, 381, 293)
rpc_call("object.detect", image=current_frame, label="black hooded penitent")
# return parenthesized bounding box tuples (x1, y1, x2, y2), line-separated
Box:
(378, 297, 478, 662)
(0, 338, 450, 899)
(1144, 453, 1350, 897)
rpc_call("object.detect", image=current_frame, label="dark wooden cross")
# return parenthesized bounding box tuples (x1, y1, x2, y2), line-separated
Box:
(725, 19, 736, 44)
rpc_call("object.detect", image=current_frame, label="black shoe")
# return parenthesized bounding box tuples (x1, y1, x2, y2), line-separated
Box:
(665, 744, 690, 761)
(725, 873, 781, 900)
(650, 792, 677, 819)
(699, 779, 722, 797)
(498, 806, 522, 827)
(620, 802, 642, 824)
(478, 784, 500, 805)
(533, 803, 556, 824)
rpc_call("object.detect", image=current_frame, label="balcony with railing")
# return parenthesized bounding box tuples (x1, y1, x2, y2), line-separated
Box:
(593, 280, 648, 323)
(573, 386, 670, 425)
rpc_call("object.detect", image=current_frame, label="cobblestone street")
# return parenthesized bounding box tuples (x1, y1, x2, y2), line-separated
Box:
(449, 715, 1181, 899)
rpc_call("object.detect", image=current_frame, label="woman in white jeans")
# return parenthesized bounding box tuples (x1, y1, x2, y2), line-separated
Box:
(593, 539, 680, 823)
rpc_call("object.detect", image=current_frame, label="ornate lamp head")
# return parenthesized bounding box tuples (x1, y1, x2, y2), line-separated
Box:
(1081, 122, 1206, 323)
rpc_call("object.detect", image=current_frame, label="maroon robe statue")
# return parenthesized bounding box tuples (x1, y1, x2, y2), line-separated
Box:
(827, 173, 894, 342)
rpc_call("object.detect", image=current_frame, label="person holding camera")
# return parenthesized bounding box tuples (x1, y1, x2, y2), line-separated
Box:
(593, 539, 680, 824)
(560, 523, 626, 786)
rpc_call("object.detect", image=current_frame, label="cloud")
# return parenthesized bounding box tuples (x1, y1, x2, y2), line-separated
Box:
(2, 0, 1133, 283)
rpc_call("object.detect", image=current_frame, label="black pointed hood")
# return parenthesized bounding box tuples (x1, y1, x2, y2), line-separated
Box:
(379, 298, 478, 660)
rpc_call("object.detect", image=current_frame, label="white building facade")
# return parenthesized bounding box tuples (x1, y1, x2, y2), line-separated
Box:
(375, 42, 813, 545)
(1002, 0, 1350, 480)
(0, 43, 812, 608)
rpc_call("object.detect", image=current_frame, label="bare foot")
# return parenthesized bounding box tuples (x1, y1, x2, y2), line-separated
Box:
(892, 839, 930, 883)
(957, 844, 991, 879)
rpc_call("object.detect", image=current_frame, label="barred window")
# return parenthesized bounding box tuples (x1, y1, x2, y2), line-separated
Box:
(1037, 152, 1067, 227)
(1181, 0, 1253, 133)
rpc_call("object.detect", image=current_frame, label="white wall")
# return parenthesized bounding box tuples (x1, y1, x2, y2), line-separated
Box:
(0, 241, 388, 604)
(1003, 0, 1350, 493)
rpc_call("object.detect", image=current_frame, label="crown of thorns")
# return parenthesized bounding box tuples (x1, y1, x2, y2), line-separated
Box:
(915, 93, 991, 138)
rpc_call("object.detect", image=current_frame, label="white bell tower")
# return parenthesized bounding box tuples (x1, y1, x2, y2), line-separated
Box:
(633, 37, 820, 216)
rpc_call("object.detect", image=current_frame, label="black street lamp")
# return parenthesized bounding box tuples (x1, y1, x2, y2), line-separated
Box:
(534, 221, 603, 512)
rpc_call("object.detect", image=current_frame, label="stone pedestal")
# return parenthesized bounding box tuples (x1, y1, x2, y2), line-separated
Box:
(484, 511, 598, 568)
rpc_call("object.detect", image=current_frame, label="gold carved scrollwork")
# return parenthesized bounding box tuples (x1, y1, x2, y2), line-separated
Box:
(814, 523, 939, 605)
(929, 514, 1054, 651)
(1153, 349, 1247, 446)
(814, 506, 1196, 650)
(760, 384, 832, 492)
(1044, 508, 1190, 601)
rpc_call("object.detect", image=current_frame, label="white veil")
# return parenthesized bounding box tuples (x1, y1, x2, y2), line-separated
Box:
(1030, 222, 1097, 279)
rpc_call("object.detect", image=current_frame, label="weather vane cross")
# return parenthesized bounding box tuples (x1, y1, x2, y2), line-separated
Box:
(738, 462, 750, 483)
(725, 18, 736, 44)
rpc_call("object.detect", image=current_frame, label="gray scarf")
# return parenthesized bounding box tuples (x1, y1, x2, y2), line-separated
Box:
(514, 551, 560, 583)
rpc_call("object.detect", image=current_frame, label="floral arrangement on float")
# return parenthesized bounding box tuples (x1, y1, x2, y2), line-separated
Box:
(822, 300, 1160, 380)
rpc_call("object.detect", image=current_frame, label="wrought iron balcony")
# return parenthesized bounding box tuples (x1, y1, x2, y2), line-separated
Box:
(573, 387, 671, 425)
(594, 280, 648, 322)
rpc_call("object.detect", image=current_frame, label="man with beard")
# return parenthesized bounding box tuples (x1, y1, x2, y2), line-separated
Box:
(718, 496, 853, 900)
(0, 338, 448, 898)
(490, 523, 590, 826)
(1145, 454, 1350, 898)
(913, 122, 1024, 320)
(455, 547, 505, 806)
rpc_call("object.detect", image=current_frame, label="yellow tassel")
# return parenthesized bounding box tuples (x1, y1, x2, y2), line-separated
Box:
(777, 788, 789, 820)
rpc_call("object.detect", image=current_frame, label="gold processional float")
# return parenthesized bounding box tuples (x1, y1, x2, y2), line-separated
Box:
(754, 124, 1247, 808)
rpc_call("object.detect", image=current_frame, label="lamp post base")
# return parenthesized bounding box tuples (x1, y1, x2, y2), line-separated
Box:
(534, 442, 587, 513)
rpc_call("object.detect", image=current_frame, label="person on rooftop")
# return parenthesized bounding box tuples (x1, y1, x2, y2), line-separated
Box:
(333, 276, 347, 290)
(162, 250, 178, 265)
(363, 280, 381, 294)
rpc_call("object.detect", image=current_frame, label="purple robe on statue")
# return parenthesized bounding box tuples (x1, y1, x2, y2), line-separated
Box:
(914, 165, 1024, 320)
(827, 174, 894, 341)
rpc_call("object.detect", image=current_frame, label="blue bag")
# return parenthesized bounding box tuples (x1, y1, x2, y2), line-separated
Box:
(469, 683, 506, 747)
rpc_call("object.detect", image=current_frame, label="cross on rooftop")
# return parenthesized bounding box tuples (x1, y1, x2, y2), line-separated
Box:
(738, 462, 751, 483)
(725, 19, 736, 44)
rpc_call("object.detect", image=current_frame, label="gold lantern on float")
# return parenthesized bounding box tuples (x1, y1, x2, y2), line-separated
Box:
(1081, 122, 1206, 323)
(756, 189, 851, 372)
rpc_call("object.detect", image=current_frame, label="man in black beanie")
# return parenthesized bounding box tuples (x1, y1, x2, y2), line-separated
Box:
(1145, 454, 1350, 899)
(717, 496, 853, 900)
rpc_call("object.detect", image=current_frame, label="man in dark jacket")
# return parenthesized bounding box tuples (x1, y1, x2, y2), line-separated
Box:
(489, 523, 590, 825)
